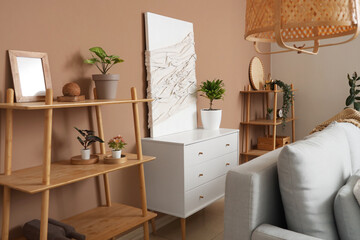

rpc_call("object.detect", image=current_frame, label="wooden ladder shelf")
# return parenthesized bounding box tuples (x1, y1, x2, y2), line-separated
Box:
(0, 87, 156, 240)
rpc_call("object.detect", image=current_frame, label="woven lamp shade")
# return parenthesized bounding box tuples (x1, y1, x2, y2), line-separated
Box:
(245, 0, 360, 54)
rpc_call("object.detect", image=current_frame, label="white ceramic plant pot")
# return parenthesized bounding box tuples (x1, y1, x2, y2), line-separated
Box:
(81, 149, 91, 160)
(112, 150, 122, 159)
(201, 109, 222, 130)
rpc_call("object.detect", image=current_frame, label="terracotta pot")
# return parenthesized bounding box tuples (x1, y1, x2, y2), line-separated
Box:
(92, 74, 119, 99)
(200, 109, 222, 130)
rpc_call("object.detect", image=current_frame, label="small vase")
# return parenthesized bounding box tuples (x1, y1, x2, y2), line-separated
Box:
(81, 149, 91, 160)
(112, 150, 122, 159)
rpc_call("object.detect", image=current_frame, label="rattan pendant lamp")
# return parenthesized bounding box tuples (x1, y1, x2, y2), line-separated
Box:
(245, 0, 360, 55)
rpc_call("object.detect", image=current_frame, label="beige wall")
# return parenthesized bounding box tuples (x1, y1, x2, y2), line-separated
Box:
(271, 37, 360, 140)
(0, 0, 269, 237)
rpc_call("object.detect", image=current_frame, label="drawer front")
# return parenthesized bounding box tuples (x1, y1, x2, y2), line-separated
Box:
(185, 151, 238, 191)
(184, 132, 238, 167)
(185, 175, 226, 217)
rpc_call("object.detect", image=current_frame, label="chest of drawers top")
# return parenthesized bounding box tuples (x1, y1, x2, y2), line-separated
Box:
(142, 128, 239, 145)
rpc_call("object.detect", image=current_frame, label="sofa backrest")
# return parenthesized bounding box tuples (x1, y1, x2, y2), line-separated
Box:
(278, 122, 352, 240)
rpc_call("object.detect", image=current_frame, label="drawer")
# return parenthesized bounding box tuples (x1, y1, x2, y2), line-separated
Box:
(184, 175, 226, 217)
(185, 151, 238, 191)
(184, 132, 238, 167)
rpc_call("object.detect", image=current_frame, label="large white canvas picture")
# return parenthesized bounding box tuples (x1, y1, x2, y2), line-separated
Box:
(145, 12, 197, 137)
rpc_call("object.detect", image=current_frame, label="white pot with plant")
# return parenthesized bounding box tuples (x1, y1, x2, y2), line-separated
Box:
(84, 47, 124, 99)
(198, 79, 226, 130)
(108, 135, 127, 159)
(75, 127, 104, 160)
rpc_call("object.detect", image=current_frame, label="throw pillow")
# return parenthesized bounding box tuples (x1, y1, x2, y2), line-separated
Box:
(278, 122, 351, 240)
(334, 170, 360, 240)
(353, 178, 360, 205)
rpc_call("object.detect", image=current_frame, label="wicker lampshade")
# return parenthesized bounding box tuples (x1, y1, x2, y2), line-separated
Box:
(245, 0, 360, 54)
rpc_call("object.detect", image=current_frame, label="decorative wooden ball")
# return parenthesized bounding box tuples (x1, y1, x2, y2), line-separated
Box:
(62, 83, 81, 96)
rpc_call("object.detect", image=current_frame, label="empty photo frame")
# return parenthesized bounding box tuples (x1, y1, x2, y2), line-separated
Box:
(9, 50, 52, 102)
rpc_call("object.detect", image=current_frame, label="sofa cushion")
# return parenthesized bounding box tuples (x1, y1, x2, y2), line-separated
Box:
(353, 179, 360, 205)
(337, 122, 360, 172)
(278, 122, 352, 240)
(334, 170, 360, 240)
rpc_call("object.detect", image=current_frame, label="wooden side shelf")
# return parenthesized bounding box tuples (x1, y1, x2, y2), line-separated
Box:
(62, 203, 157, 240)
(0, 87, 156, 240)
(240, 84, 296, 162)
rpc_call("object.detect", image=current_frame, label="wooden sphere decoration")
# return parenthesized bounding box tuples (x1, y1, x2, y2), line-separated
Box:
(62, 83, 81, 96)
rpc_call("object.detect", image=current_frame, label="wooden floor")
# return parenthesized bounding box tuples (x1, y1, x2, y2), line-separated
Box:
(149, 198, 224, 240)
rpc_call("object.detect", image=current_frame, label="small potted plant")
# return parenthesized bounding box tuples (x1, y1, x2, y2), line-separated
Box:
(75, 127, 104, 160)
(108, 135, 127, 159)
(84, 47, 124, 99)
(266, 108, 274, 120)
(198, 79, 226, 130)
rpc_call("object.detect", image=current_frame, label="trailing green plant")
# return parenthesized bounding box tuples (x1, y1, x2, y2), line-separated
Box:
(75, 127, 104, 150)
(266, 80, 294, 127)
(84, 47, 124, 74)
(198, 79, 226, 110)
(345, 72, 360, 111)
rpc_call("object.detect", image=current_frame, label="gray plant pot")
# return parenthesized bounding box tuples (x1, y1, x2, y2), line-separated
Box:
(92, 74, 120, 99)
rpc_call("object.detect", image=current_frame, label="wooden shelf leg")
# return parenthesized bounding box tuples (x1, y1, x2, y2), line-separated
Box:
(131, 87, 151, 240)
(244, 85, 251, 163)
(180, 218, 186, 240)
(1, 89, 14, 240)
(291, 84, 295, 142)
(40, 89, 53, 240)
(272, 86, 278, 150)
(93, 88, 112, 207)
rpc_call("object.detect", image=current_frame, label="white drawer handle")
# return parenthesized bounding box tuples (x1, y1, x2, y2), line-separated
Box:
(226, 144, 230, 147)
(199, 173, 204, 177)
(198, 152, 204, 156)
(226, 163, 230, 166)
(199, 195, 204, 199)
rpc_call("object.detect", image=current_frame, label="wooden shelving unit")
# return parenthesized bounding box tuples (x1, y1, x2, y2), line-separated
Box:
(240, 84, 296, 162)
(0, 87, 156, 240)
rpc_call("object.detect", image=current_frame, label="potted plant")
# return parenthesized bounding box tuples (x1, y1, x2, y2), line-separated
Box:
(108, 135, 127, 159)
(84, 47, 124, 99)
(266, 108, 273, 120)
(75, 127, 104, 160)
(266, 79, 294, 127)
(198, 79, 226, 130)
(345, 72, 360, 110)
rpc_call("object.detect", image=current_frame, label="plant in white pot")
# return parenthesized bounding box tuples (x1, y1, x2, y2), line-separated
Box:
(75, 127, 104, 160)
(198, 79, 226, 130)
(108, 135, 127, 159)
(84, 47, 124, 99)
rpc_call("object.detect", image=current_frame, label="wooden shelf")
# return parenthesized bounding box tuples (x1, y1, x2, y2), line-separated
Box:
(61, 203, 156, 240)
(0, 153, 155, 194)
(240, 89, 297, 94)
(241, 149, 270, 157)
(240, 118, 296, 126)
(0, 98, 153, 110)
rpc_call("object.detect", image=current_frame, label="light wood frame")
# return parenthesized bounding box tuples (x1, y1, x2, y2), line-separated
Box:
(8, 50, 52, 102)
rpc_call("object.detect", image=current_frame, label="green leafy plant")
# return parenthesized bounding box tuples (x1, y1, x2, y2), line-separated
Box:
(266, 80, 294, 127)
(198, 79, 226, 110)
(267, 108, 273, 114)
(75, 127, 104, 150)
(84, 47, 124, 74)
(108, 135, 127, 151)
(345, 72, 360, 111)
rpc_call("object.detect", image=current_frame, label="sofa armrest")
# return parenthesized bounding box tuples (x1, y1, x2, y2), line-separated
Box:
(252, 224, 323, 240)
(224, 149, 286, 240)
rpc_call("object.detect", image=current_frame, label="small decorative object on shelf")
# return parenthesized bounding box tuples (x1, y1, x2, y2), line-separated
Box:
(249, 57, 264, 90)
(265, 79, 294, 127)
(84, 47, 124, 99)
(108, 135, 127, 159)
(345, 72, 360, 111)
(198, 79, 226, 130)
(57, 82, 85, 102)
(74, 127, 104, 161)
(277, 109, 283, 118)
(266, 108, 273, 120)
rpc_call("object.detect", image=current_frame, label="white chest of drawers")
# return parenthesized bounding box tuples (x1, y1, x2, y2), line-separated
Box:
(142, 128, 239, 236)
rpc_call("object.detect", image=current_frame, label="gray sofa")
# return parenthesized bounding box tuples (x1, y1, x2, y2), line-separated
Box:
(224, 122, 360, 240)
